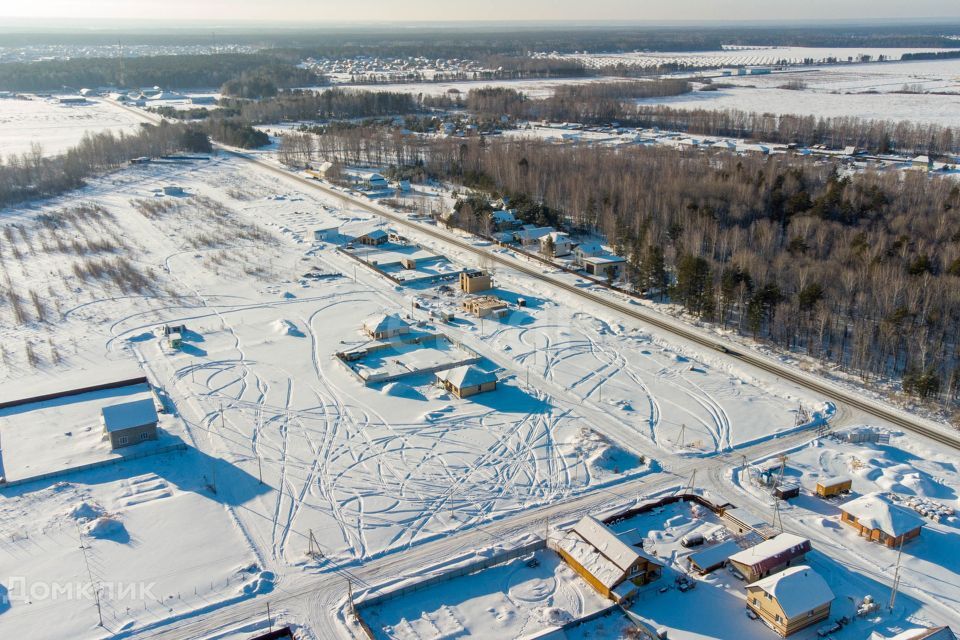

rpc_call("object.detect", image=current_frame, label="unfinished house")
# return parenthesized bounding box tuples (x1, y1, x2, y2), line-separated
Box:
(461, 295, 508, 318)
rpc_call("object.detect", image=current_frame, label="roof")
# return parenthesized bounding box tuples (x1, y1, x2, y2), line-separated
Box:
(435, 365, 496, 388)
(361, 229, 388, 240)
(363, 313, 409, 335)
(101, 398, 158, 433)
(840, 493, 925, 537)
(687, 539, 741, 571)
(491, 209, 517, 222)
(751, 565, 834, 618)
(575, 242, 605, 255)
(872, 628, 956, 640)
(514, 227, 554, 242)
(817, 475, 852, 486)
(557, 515, 659, 589)
(542, 231, 571, 243)
(583, 254, 626, 265)
(728, 533, 810, 572)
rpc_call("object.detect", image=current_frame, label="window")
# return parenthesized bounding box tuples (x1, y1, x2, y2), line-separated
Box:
(140, 431, 151, 441)
(752, 597, 759, 605)
(775, 615, 782, 623)
(118, 435, 129, 446)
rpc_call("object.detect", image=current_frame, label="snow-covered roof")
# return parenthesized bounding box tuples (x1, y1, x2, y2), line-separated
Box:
(583, 254, 626, 265)
(817, 475, 852, 486)
(575, 242, 605, 256)
(361, 229, 389, 240)
(687, 539, 741, 571)
(435, 365, 496, 389)
(871, 627, 956, 640)
(491, 209, 517, 222)
(363, 313, 408, 335)
(558, 515, 659, 589)
(542, 231, 571, 243)
(751, 565, 834, 618)
(514, 227, 554, 242)
(840, 493, 925, 537)
(728, 533, 810, 572)
(101, 398, 158, 433)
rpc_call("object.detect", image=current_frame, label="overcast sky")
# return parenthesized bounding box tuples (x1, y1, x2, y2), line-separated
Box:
(2, 0, 960, 23)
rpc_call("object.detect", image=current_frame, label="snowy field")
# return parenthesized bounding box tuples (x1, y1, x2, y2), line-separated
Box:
(0, 146, 819, 637)
(0, 97, 145, 157)
(360, 549, 609, 639)
(325, 76, 627, 99)
(543, 46, 959, 70)
(737, 427, 960, 636)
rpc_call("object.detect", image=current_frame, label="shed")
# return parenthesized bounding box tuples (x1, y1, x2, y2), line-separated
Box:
(167, 331, 183, 349)
(727, 533, 811, 583)
(400, 257, 417, 270)
(101, 398, 159, 450)
(556, 515, 662, 603)
(816, 475, 852, 497)
(314, 226, 339, 242)
(840, 492, 924, 547)
(362, 313, 409, 340)
(435, 365, 497, 398)
(162, 185, 185, 196)
(746, 565, 834, 636)
(774, 483, 800, 500)
(687, 539, 741, 574)
(358, 229, 388, 246)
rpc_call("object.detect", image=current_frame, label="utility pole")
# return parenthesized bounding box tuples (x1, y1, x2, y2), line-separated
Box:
(77, 523, 104, 627)
(266, 602, 272, 631)
(347, 579, 356, 618)
(676, 423, 686, 448)
(888, 536, 905, 611)
(219, 402, 225, 431)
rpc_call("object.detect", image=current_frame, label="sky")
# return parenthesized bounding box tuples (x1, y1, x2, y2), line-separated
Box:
(1, 0, 959, 24)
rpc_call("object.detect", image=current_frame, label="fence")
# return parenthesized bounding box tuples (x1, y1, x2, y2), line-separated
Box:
(353, 539, 546, 638)
(0, 376, 150, 411)
(0, 443, 187, 489)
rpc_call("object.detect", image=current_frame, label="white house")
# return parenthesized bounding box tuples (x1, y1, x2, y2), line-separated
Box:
(582, 254, 626, 279)
(359, 172, 389, 190)
(540, 231, 572, 257)
(490, 209, 520, 230)
(513, 226, 554, 247)
(573, 242, 605, 265)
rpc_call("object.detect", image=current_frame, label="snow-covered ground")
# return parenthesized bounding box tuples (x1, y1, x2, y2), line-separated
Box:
(0, 141, 828, 637)
(0, 97, 145, 157)
(360, 548, 609, 639)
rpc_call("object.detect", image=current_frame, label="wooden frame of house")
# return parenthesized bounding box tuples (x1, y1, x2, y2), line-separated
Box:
(555, 515, 662, 603)
(839, 492, 924, 547)
(746, 565, 834, 637)
(461, 295, 507, 318)
(727, 533, 811, 583)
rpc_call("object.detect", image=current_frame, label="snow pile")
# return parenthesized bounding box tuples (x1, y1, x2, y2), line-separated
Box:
(68, 501, 105, 523)
(538, 606, 573, 626)
(272, 319, 303, 337)
(240, 570, 275, 596)
(567, 427, 642, 475)
(84, 516, 127, 541)
(381, 382, 425, 400)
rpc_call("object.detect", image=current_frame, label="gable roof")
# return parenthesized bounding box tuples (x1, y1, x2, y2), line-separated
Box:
(363, 313, 408, 335)
(751, 565, 834, 618)
(575, 242, 605, 256)
(558, 515, 660, 589)
(491, 209, 517, 222)
(874, 628, 956, 640)
(101, 398, 158, 433)
(361, 229, 388, 240)
(728, 533, 811, 573)
(840, 493, 925, 537)
(435, 365, 496, 389)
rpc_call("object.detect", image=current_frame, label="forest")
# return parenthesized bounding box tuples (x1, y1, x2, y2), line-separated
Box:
(294, 127, 960, 410)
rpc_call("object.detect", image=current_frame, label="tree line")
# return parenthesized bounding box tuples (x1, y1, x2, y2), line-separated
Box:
(291, 127, 960, 411)
(0, 122, 208, 208)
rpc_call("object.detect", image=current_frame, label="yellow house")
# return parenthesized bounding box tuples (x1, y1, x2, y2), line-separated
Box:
(815, 475, 852, 498)
(556, 515, 662, 603)
(746, 565, 834, 637)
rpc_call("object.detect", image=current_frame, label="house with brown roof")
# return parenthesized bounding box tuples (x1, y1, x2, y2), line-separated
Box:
(555, 515, 662, 603)
(727, 533, 811, 583)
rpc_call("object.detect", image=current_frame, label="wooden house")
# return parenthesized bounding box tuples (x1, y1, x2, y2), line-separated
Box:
(728, 533, 811, 583)
(839, 492, 924, 547)
(362, 313, 409, 340)
(746, 565, 834, 637)
(556, 515, 662, 603)
(459, 270, 492, 293)
(435, 365, 497, 398)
